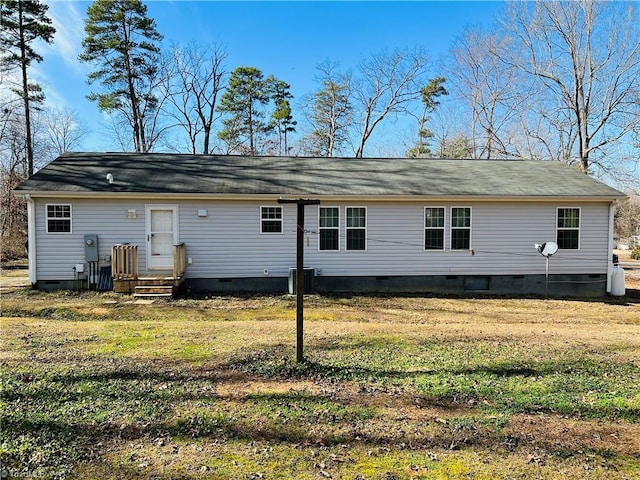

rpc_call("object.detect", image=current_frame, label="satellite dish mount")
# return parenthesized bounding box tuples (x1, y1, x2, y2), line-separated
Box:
(534, 242, 558, 298)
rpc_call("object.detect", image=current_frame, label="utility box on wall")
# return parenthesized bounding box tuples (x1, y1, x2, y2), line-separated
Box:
(84, 234, 98, 262)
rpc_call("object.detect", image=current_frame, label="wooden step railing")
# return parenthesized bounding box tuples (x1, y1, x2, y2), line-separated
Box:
(112, 243, 185, 281)
(112, 244, 138, 280)
(173, 243, 186, 279)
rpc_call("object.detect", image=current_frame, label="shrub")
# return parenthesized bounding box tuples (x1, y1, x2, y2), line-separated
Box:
(631, 246, 640, 260)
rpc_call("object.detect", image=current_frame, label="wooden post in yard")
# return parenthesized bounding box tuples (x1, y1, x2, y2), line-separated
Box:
(278, 198, 320, 363)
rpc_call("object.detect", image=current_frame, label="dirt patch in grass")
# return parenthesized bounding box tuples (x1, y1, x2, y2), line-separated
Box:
(505, 414, 640, 457)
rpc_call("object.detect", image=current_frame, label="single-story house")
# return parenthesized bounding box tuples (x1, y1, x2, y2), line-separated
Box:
(14, 152, 625, 297)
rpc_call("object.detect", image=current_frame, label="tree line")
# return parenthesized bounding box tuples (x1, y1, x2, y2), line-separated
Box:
(1, 0, 639, 259)
(3, 1, 639, 173)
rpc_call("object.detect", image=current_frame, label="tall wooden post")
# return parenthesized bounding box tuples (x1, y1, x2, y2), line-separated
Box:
(278, 198, 320, 362)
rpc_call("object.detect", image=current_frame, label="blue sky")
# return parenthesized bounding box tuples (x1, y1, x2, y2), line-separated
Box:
(35, 1, 502, 152)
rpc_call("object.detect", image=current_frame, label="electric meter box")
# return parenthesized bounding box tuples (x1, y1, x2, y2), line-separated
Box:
(84, 234, 99, 262)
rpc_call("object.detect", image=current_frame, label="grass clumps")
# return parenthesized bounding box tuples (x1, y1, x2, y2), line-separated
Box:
(1, 291, 639, 479)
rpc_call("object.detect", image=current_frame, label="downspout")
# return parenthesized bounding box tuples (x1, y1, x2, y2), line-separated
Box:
(606, 200, 615, 294)
(25, 194, 36, 285)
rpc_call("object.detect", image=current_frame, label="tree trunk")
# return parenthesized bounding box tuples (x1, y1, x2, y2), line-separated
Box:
(121, 15, 142, 152)
(248, 100, 255, 155)
(327, 106, 336, 157)
(18, 2, 33, 176)
(578, 107, 589, 174)
(283, 128, 288, 156)
(203, 125, 210, 155)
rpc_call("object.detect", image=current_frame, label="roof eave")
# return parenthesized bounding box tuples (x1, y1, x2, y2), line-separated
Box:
(13, 190, 625, 202)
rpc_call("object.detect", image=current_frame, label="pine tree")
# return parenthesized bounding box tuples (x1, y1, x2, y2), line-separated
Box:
(79, 0, 162, 152)
(267, 77, 296, 156)
(407, 77, 448, 158)
(217, 66, 270, 155)
(1, 0, 55, 176)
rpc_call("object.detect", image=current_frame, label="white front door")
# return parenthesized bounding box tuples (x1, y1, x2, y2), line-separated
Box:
(146, 205, 178, 270)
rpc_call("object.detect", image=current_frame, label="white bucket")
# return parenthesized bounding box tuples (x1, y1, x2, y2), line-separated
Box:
(611, 266, 625, 297)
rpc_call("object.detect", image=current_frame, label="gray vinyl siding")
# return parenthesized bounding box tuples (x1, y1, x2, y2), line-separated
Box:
(304, 202, 609, 277)
(33, 198, 611, 281)
(35, 199, 146, 280)
(179, 202, 297, 278)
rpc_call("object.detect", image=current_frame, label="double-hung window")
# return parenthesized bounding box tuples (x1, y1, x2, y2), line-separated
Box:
(346, 207, 366, 251)
(557, 207, 580, 249)
(424, 207, 445, 250)
(451, 207, 471, 250)
(319, 207, 339, 251)
(260, 206, 283, 233)
(46, 204, 72, 233)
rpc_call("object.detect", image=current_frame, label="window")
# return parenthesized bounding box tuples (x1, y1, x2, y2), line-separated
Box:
(424, 207, 445, 250)
(261, 206, 282, 233)
(557, 207, 580, 249)
(319, 207, 339, 251)
(46, 204, 72, 233)
(451, 207, 471, 250)
(346, 207, 366, 251)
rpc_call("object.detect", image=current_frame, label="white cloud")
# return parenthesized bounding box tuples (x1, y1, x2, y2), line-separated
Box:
(41, 1, 86, 70)
(33, 65, 70, 108)
(28, 2, 91, 111)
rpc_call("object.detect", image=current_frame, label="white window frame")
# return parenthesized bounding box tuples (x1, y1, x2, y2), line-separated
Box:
(46, 204, 72, 234)
(318, 206, 340, 251)
(556, 207, 581, 250)
(424, 206, 446, 251)
(260, 206, 283, 234)
(346, 206, 367, 251)
(450, 206, 472, 250)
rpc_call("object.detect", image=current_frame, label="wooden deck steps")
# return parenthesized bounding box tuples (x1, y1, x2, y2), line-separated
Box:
(134, 275, 184, 298)
(114, 273, 185, 297)
(134, 285, 174, 297)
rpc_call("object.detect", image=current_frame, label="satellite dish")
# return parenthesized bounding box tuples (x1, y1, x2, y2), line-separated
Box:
(535, 242, 558, 257)
(106, 173, 114, 184)
(534, 241, 558, 298)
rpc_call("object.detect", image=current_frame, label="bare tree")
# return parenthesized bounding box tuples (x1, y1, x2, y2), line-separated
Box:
(353, 47, 429, 158)
(302, 60, 353, 157)
(0, 101, 27, 178)
(614, 195, 640, 241)
(0, 99, 27, 261)
(0, 97, 88, 261)
(499, 1, 640, 176)
(42, 107, 89, 157)
(161, 42, 227, 154)
(446, 26, 526, 159)
(0, 162, 27, 260)
(140, 62, 173, 152)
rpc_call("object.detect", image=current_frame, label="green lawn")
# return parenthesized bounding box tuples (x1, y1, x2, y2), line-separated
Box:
(1, 289, 639, 479)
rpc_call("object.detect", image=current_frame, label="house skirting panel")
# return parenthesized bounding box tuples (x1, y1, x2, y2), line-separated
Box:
(34, 273, 609, 297)
(35, 279, 84, 291)
(185, 273, 608, 298)
(314, 273, 608, 297)
(186, 277, 285, 293)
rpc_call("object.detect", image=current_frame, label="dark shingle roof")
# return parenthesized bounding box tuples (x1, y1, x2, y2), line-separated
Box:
(15, 152, 624, 198)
